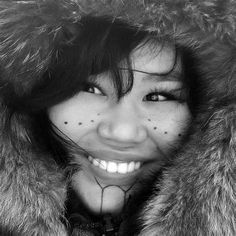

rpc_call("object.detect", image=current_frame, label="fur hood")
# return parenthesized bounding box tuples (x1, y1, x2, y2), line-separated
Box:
(0, 0, 235, 235)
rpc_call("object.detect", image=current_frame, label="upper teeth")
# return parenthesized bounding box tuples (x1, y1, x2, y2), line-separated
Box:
(88, 156, 141, 174)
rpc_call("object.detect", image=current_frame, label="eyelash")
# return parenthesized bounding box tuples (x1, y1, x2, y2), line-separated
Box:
(143, 88, 182, 102)
(83, 82, 105, 96)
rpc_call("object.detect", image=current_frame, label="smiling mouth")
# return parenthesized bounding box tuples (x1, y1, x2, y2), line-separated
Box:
(88, 155, 141, 174)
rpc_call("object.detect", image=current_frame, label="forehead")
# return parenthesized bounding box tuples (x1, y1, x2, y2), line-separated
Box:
(131, 43, 178, 75)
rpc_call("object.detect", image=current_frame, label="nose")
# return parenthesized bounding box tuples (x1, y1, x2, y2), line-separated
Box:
(97, 102, 147, 145)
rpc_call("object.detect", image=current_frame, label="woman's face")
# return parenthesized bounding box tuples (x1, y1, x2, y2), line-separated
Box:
(48, 43, 191, 215)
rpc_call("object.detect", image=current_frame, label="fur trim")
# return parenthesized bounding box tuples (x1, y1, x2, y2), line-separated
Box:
(0, 0, 235, 235)
(0, 105, 67, 235)
(140, 105, 236, 236)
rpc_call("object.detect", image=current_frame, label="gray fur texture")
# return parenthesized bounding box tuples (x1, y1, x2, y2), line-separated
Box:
(0, 0, 235, 235)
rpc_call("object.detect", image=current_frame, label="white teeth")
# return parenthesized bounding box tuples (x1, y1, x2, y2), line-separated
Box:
(128, 161, 135, 172)
(88, 156, 141, 174)
(92, 158, 100, 167)
(107, 162, 117, 173)
(117, 163, 128, 174)
(135, 162, 141, 170)
(100, 160, 107, 170)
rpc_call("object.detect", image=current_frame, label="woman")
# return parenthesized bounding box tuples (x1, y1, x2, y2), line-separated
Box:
(44, 17, 192, 235)
(0, 1, 235, 236)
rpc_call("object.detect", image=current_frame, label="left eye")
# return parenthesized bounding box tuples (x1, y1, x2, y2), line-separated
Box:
(144, 92, 168, 102)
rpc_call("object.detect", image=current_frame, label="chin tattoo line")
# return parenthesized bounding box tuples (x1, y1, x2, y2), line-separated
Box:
(94, 176, 138, 215)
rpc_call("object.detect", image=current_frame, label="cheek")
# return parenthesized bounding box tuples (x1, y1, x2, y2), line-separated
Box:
(146, 104, 191, 147)
(48, 103, 103, 142)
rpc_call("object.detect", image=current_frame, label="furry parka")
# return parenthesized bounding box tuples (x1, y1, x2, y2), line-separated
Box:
(0, 0, 235, 235)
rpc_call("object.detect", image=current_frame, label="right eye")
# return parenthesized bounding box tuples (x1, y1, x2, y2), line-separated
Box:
(84, 85, 104, 95)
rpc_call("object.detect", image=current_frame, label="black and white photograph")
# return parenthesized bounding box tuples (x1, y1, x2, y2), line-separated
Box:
(0, 1, 235, 235)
